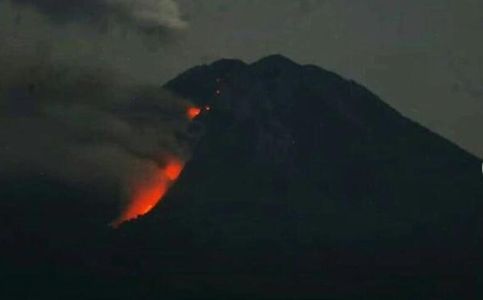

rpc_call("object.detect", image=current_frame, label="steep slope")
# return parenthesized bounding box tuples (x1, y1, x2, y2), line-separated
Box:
(3, 55, 480, 299)
(110, 55, 482, 297)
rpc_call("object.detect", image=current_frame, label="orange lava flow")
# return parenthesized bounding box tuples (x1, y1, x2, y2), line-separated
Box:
(165, 160, 183, 181)
(111, 158, 184, 228)
(111, 105, 207, 228)
(187, 107, 201, 120)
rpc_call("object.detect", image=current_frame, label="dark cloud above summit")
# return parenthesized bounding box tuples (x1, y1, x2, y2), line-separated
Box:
(10, 0, 187, 31)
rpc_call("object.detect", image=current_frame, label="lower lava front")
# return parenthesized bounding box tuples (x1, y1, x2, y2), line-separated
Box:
(111, 158, 183, 228)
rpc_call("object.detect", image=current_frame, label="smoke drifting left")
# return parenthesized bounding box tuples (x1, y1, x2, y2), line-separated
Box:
(0, 0, 192, 226)
(9, 0, 187, 31)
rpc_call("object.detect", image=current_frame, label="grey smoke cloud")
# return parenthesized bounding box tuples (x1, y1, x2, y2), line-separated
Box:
(0, 0, 192, 222)
(10, 0, 187, 31)
(0, 50, 193, 200)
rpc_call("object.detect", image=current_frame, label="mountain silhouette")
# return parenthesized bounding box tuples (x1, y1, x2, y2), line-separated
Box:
(108, 55, 483, 297)
(1, 55, 482, 299)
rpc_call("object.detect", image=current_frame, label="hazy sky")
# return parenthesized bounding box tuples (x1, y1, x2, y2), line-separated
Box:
(171, 0, 483, 158)
(1, 0, 482, 157)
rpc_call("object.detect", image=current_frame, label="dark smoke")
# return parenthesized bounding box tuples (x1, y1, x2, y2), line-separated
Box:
(0, 0, 191, 224)
(8, 0, 187, 31)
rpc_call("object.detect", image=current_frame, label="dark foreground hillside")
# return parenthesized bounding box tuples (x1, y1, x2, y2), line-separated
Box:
(2, 55, 482, 299)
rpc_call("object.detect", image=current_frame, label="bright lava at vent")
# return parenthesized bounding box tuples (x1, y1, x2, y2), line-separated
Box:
(187, 107, 201, 120)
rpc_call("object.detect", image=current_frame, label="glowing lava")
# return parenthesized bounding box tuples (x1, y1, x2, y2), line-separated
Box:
(111, 104, 210, 228)
(165, 160, 183, 181)
(187, 107, 201, 120)
(111, 158, 184, 228)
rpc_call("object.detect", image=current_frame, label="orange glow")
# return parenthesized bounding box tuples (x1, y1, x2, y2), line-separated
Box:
(111, 158, 185, 228)
(165, 160, 183, 181)
(187, 107, 201, 120)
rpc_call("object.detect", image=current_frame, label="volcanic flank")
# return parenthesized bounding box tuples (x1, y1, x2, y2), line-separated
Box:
(108, 55, 483, 297)
(110, 103, 208, 227)
(3, 55, 483, 299)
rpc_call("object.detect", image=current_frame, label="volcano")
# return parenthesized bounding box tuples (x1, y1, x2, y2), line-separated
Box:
(2, 55, 482, 299)
(105, 55, 483, 298)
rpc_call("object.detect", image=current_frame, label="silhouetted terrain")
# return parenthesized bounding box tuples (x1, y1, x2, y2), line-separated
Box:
(2, 55, 482, 299)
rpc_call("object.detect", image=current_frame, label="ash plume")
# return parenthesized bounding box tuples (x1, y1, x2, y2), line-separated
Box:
(0, 0, 191, 223)
(8, 0, 187, 31)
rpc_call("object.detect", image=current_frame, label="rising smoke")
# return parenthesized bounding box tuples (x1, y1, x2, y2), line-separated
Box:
(0, 0, 192, 225)
(9, 0, 187, 30)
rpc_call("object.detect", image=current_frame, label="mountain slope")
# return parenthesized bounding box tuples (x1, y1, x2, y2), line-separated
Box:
(110, 55, 482, 297)
(3, 55, 481, 299)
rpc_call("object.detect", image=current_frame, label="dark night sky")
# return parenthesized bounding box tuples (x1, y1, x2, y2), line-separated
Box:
(0, 0, 482, 157)
(175, 0, 483, 158)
